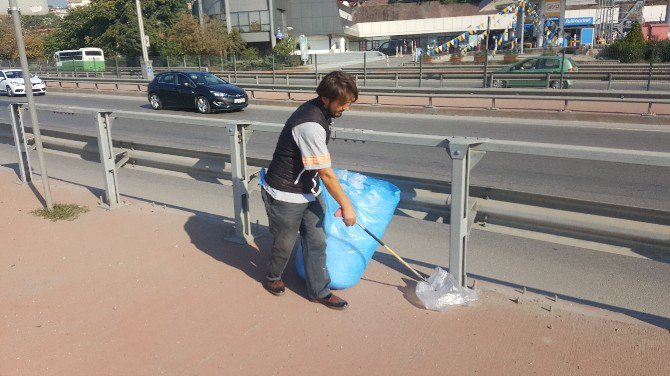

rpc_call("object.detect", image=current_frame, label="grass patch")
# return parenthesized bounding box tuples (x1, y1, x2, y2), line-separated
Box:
(31, 203, 90, 222)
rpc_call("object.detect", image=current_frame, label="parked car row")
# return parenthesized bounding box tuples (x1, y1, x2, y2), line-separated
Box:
(0, 69, 47, 96)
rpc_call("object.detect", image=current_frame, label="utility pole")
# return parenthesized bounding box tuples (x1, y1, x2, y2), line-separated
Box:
(519, 1, 526, 54)
(536, 0, 545, 48)
(268, 0, 276, 48)
(135, 0, 154, 80)
(558, 0, 566, 47)
(224, 0, 232, 34)
(197, 0, 205, 30)
(8, 0, 53, 210)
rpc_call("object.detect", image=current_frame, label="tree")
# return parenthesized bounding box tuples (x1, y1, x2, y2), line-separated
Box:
(201, 17, 246, 57)
(45, 0, 190, 57)
(0, 16, 17, 60)
(607, 22, 646, 63)
(164, 13, 205, 56)
(0, 15, 50, 60)
(21, 14, 62, 30)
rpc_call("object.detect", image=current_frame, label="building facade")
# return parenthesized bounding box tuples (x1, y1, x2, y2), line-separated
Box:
(1, 0, 49, 15)
(197, 0, 669, 54)
(199, 0, 353, 52)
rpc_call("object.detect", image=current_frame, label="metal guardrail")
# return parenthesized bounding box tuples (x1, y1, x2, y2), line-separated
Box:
(42, 77, 670, 117)
(33, 64, 670, 91)
(4, 103, 670, 287)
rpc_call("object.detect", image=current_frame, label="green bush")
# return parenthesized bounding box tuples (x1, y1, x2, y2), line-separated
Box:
(645, 39, 670, 63)
(240, 47, 260, 61)
(605, 22, 646, 63)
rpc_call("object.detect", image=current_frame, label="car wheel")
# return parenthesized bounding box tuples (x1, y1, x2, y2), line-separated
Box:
(550, 80, 561, 89)
(562, 81, 569, 89)
(6, 86, 13, 97)
(196, 96, 211, 114)
(492, 80, 506, 88)
(149, 93, 162, 110)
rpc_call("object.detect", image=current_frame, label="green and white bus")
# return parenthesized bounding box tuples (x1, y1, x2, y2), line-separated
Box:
(53, 48, 105, 72)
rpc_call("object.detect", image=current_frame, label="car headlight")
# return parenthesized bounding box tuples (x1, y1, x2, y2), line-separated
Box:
(9, 81, 23, 86)
(210, 91, 226, 98)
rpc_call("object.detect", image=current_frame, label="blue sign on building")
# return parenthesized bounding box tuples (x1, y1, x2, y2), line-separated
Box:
(564, 17, 595, 27)
(543, 17, 595, 27)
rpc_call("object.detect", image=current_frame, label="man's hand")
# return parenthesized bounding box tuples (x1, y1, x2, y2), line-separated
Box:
(335, 207, 356, 226)
(319, 167, 357, 227)
(340, 205, 357, 227)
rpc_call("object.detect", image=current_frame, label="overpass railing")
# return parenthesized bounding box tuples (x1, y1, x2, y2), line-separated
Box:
(5, 103, 670, 287)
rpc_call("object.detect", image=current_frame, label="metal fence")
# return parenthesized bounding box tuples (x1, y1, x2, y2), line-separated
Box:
(6, 103, 670, 288)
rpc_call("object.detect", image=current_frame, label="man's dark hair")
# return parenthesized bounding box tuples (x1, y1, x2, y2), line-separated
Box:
(316, 71, 359, 103)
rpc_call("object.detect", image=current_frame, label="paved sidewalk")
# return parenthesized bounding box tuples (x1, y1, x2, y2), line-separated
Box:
(1, 169, 668, 375)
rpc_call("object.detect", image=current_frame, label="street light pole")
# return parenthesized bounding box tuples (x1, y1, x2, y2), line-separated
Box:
(135, 0, 153, 80)
(8, 0, 53, 209)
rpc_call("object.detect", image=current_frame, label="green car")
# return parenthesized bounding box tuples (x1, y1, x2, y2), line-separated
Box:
(493, 56, 578, 89)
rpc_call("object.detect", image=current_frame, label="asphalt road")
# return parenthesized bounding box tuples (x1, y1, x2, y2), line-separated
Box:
(1, 92, 669, 211)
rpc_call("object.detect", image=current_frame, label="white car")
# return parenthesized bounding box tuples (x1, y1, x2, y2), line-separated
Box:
(0, 69, 46, 96)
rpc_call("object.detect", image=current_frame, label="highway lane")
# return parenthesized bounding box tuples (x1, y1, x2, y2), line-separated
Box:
(1, 92, 669, 211)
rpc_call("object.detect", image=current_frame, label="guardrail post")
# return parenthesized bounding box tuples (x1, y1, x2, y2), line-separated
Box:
(233, 54, 237, 83)
(227, 122, 258, 244)
(95, 111, 123, 209)
(607, 73, 613, 90)
(272, 54, 276, 85)
(115, 57, 120, 78)
(315, 54, 318, 85)
(489, 97, 498, 110)
(644, 102, 655, 117)
(647, 62, 653, 91)
(395, 73, 399, 87)
(256, 74, 259, 84)
(363, 52, 367, 87)
(9, 103, 32, 184)
(546, 73, 551, 89)
(440, 74, 444, 88)
(561, 99, 570, 112)
(489, 73, 495, 88)
(447, 137, 488, 287)
(286, 74, 290, 86)
(419, 57, 423, 88)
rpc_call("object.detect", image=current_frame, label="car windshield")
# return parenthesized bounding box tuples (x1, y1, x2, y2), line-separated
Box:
(4, 71, 34, 79)
(188, 73, 227, 86)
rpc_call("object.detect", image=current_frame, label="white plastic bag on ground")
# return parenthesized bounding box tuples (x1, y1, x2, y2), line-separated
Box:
(415, 267, 478, 312)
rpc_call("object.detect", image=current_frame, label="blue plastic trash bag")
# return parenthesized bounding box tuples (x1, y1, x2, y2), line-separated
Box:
(296, 169, 401, 289)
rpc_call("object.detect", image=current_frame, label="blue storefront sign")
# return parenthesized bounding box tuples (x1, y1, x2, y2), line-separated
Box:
(529, 17, 595, 28)
(565, 17, 594, 27)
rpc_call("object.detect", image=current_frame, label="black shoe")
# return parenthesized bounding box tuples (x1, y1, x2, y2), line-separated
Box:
(309, 293, 348, 310)
(263, 279, 285, 296)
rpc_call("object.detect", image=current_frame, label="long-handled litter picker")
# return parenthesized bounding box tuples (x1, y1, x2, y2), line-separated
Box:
(335, 208, 427, 282)
(335, 208, 478, 311)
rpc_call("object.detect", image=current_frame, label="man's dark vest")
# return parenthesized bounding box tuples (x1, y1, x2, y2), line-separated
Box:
(265, 98, 332, 194)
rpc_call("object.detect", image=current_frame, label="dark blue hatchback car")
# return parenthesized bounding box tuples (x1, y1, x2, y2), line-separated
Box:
(147, 71, 248, 114)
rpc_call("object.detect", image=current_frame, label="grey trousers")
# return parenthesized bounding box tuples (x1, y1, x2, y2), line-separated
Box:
(261, 188, 331, 299)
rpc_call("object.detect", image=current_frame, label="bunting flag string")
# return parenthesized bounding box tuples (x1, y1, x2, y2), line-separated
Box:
(430, 0, 532, 57)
